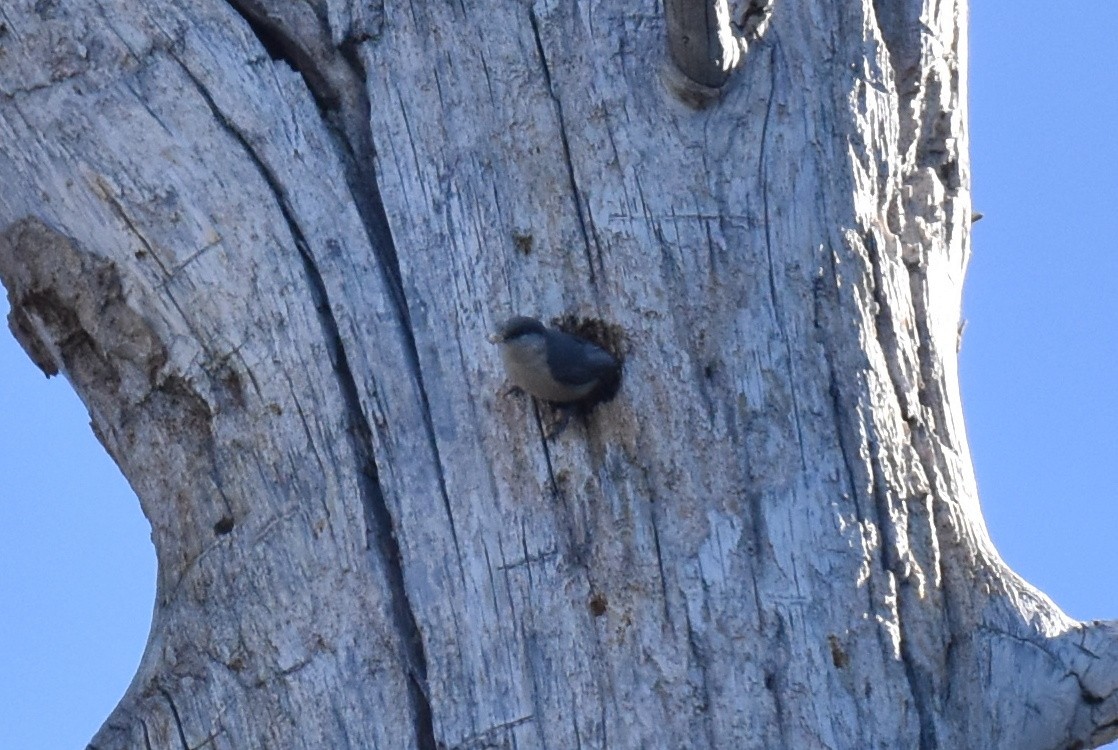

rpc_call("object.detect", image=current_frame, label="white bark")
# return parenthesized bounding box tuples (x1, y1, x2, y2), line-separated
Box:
(1, 0, 1116, 748)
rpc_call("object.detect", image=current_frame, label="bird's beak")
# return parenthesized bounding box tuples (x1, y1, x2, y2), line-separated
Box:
(487, 332, 501, 344)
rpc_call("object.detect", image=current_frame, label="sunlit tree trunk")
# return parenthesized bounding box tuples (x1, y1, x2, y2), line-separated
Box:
(2, 0, 1116, 748)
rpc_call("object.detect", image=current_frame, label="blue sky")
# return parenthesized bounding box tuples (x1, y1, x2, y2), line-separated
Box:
(963, 1, 1118, 623)
(1, 4, 1116, 747)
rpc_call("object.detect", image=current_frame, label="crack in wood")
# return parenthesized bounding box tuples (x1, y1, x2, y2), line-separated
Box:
(172, 50, 441, 750)
(158, 689, 190, 750)
(217, 9, 479, 582)
(755, 44, 808, 471)
(815, 251, 940, 748)
(448, 713, 534, 749)
(527, 7, 599, 285)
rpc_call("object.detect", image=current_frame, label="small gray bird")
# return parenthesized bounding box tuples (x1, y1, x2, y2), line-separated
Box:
(489, 316, 621, 436)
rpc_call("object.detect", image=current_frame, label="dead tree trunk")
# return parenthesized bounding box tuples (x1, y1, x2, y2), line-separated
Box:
(2, 0, 1116, 748)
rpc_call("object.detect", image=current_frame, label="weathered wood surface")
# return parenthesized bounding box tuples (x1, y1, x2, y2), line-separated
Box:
(2, 0, 1116, 748)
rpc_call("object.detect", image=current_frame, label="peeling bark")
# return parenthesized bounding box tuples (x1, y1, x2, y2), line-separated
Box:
(2, 0, 1116, 748)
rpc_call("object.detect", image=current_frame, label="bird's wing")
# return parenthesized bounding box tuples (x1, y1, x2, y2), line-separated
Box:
(546, 333, 617, 386)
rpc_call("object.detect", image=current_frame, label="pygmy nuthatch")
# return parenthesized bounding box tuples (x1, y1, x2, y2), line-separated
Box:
(489, 316, 621, 435)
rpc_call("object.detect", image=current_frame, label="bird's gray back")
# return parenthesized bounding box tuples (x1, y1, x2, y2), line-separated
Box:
(545, 331, 616, 387)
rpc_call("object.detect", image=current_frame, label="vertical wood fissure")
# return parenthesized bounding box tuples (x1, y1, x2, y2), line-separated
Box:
(527, 7, 599, 284)
(173, 39, 441, 749)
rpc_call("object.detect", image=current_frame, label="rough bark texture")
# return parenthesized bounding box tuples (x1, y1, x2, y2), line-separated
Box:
(2, 0, 1117, 748)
